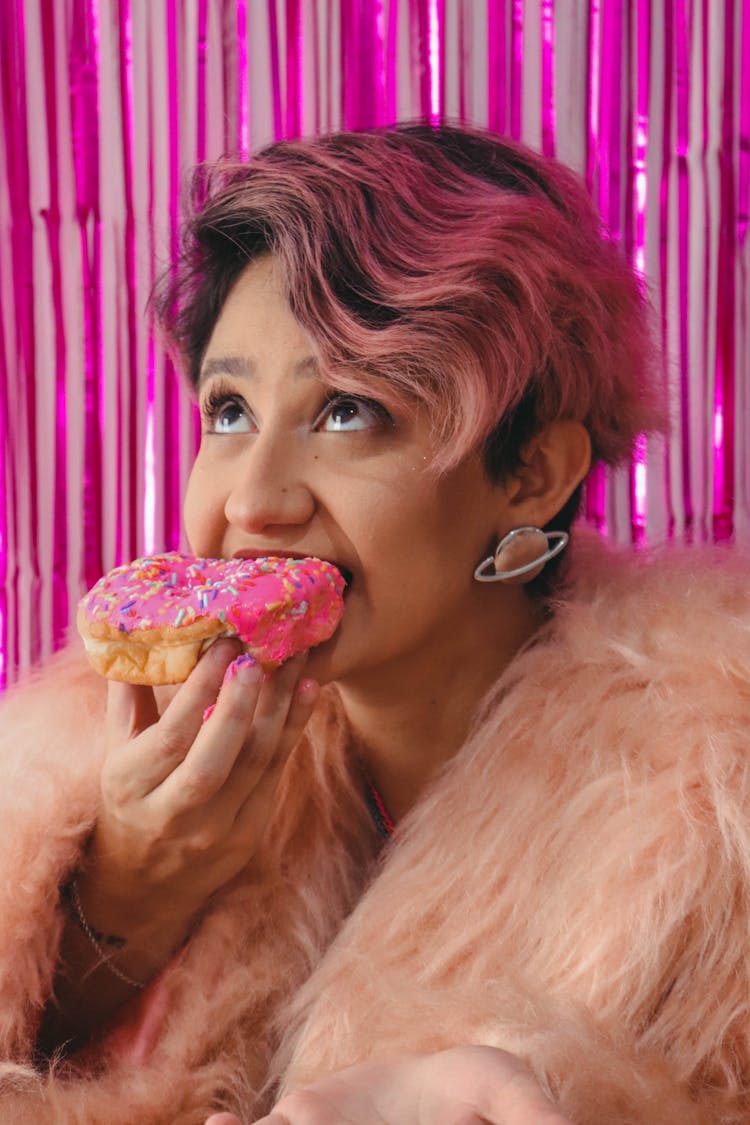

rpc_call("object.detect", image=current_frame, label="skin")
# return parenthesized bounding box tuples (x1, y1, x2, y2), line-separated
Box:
(42, 255, 588, 1122)
(206, 1047, 571, 1125)
(183, 255, 591, 820)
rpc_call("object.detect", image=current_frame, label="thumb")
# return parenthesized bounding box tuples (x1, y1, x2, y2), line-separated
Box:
(106, 680, 160, 742)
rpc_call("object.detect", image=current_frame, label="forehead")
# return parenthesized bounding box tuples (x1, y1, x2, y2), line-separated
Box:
(198, 254, 422, 426)
(199, 257, 320, 386)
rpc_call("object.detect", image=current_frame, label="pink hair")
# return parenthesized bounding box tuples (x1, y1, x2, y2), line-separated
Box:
(155, 124, 664, 476)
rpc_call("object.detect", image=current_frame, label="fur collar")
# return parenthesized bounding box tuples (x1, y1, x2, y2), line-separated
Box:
(1, 533, 748, 1122)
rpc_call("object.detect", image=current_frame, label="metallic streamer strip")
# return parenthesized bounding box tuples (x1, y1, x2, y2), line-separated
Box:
(738, 0, 750, 539)
(602, 0, 627, 543)
(165, 0, 182, 553)
(341, 1, 385, 129)
(385, 0, 399, 124)
(674, 0, 696, 537)
(3, 0, 39, 676)
(410, 0, 432, 118)
(509, 0, 523, 139)
(658, 1, 681, 536)
(458, 0, 467, 123)
(236, 0, 249, 153)
(584, 0, 608, 534)
(116, 0, 138, 566)
(740, 0, 750, 249)
(487, 0, 508, 134)
(540, 0, 555, 156)
(268, 0, 283, 139)
(0, 238, 7, 687)
(427, 0, 444, 122)
(712, 0, 735, 540)
(39, 1, 71, 644)
(629, 0, 651, 544)
(196, 0, 208, 161)
(340, 0, 356, 127)
(0, 1, 12, 686)
(144, 1, 161, 558)
(285, 0, 302, 136)
(73, 0, 102, 594)
(0, 329, 7, 687)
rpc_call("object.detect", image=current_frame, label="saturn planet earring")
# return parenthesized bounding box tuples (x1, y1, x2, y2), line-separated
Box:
(473, 526, 569, 585)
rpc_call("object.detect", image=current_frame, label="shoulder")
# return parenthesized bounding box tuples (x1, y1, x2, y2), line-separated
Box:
(468, 529, 750, 812)
(545, 529, 750, 711)
(561, 526, 750, 626)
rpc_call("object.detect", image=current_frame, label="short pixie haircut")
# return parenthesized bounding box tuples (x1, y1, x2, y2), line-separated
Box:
(155, 123, 663, 485)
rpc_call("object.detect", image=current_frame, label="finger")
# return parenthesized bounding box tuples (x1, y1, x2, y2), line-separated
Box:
(238, 652, 310, 767)
(155, 653, 265, 810)
(105, 680, 160, 743)
(230, 673, 319, 827)
(277, 674, 320, 757)
(205, 1116, 245, 1125)
(222, 653, 313, 800)
(251, 1116, 289, 1125)
(106, 640, 242, 798)
(218, 651, 310, 797)
(159, 638, 244, 740)
(471, 1061, 570, 1125)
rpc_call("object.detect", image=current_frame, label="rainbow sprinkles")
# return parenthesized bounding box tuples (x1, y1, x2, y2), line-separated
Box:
(77, 552, 346, 684)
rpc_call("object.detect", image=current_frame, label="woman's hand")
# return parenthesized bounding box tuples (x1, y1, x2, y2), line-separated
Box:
(206, 1047, 570, 1125)
(36, 640, 318, 1056)
(77, 640, 318, 965)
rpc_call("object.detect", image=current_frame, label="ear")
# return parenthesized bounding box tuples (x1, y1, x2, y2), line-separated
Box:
(504, 421, 592, 526)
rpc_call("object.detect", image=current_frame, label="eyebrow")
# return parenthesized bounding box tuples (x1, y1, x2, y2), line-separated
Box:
(197, 355, 319, 388)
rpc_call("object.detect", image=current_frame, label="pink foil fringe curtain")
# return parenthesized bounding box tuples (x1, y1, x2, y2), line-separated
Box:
(0, 0, 749, 688)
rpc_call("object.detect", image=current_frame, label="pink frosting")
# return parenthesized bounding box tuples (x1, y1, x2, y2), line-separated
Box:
(78, 553, 345, 667)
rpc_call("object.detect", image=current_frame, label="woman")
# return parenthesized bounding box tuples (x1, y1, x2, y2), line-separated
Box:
(2, 124, 748, 1123)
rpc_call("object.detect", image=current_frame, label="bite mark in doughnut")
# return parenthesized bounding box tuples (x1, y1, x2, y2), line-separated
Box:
(77, 553, 345, 685)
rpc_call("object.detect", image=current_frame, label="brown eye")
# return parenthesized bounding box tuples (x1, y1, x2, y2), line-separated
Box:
(319, 394, 392, 433)
(200, 387, 252, 434)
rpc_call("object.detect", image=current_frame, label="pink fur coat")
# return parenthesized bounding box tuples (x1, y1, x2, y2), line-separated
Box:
(0, 533, 749, 1123)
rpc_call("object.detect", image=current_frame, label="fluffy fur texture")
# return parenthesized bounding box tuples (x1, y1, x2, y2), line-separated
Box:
(1, 533, 749, 1122)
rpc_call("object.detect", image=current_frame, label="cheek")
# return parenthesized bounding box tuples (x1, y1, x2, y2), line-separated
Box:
(182, 464, 222, 554)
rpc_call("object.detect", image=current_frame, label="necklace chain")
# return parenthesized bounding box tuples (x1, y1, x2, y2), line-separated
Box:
(364, 776, 395, 839)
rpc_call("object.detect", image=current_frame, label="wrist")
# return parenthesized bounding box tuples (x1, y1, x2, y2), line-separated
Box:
(70, 868, 197, 972)
(63, 877, 146, 990)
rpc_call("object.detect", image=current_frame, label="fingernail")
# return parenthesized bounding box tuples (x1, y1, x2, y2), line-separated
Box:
(296, 677, 319, 701)
(225, 653, 260, 686)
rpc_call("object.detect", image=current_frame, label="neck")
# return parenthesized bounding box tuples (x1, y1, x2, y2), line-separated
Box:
(336, 588, 542, 822)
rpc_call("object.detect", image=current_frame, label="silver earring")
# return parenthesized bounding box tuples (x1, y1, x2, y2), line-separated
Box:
(473, 526, 569, 584)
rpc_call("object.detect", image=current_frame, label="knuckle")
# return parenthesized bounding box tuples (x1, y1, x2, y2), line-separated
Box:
(186, 825, 221, 854)
(218, 692, 252, 724)
(178, 767, 225, 804)
(152, 723, 189, 761)
(100, 763, 134, 808)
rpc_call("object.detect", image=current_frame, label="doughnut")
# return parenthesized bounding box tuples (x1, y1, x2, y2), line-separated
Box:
(76, 552, 346, 685)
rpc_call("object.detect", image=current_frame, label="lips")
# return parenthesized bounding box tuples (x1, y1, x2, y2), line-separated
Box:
(231, 550, 353, 590)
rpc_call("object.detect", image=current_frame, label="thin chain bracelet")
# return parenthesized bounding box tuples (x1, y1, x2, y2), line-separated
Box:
(66, 877, 145, 991)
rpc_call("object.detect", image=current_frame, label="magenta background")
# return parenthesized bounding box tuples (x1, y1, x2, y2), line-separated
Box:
(0, 0, 749, 687)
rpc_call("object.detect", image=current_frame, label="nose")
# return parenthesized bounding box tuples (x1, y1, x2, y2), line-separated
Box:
(223, 429, 316, 534)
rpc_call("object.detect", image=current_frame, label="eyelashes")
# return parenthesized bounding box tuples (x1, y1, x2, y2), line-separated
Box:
(198, 378, 394, 435)
(200, 383, 248, 432)
(319, 390, 394, 431)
